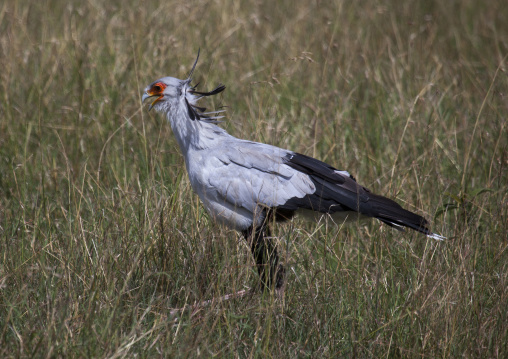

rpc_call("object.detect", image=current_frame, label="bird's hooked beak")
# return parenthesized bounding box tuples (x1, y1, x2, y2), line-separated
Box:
(142, 91, 162, 111)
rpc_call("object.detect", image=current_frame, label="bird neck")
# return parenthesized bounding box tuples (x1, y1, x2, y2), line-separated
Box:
(165, 99, 229, 153)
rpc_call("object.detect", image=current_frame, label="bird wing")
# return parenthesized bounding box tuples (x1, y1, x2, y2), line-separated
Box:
(205, 140, 316, 214)
(195, 139, 442, 239)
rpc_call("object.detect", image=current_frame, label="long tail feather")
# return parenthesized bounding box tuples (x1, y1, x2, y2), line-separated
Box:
(366, 193, 445, 240)
(282, 152, 445, 240)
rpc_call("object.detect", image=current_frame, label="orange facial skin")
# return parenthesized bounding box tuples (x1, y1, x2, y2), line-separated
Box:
(146, 82, 167, 109)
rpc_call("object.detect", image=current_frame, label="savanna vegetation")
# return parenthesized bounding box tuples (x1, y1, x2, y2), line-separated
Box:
(0, 0, 507, 357)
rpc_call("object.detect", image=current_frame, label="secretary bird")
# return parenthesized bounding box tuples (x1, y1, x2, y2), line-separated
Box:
(142, 52, 444, 291)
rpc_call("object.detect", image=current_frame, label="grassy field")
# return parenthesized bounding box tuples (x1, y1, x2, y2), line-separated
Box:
(1, 0, 507, 357)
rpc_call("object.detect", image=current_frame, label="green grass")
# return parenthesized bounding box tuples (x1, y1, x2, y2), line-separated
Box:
(1, 0, 507, 357)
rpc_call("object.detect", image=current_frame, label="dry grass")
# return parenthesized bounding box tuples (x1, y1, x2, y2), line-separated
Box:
(1, 0, 507, 357)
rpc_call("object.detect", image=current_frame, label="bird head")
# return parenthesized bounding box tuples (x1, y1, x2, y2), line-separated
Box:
(142, 49, 226, 121)
(142, 76, 186, 112)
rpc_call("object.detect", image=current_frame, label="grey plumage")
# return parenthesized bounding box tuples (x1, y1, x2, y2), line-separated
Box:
(142, 53, 444, 290)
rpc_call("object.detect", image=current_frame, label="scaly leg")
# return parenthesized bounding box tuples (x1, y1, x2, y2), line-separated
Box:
(242, 223, 285, 290)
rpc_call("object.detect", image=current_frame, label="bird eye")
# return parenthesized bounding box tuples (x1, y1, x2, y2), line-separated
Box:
(151, 82, 166, 93)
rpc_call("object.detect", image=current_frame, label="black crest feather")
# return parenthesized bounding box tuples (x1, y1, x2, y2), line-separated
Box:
(184, 49, 227, 123)
(187, 48, 200, 81)
(185, 97, 198, 121)
(190, 84, 226, 98)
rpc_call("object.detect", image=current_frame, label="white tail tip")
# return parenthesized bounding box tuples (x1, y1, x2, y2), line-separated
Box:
(428, 232, 446, 241)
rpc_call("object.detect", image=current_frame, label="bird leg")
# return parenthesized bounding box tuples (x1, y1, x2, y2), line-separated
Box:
(242, 224, 285, 291)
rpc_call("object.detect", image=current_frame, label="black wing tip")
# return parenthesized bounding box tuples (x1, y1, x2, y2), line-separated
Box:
(283, 152, 353, 183)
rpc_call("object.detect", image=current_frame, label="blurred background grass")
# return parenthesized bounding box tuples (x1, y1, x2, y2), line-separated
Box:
(0, 0, 507, 357)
